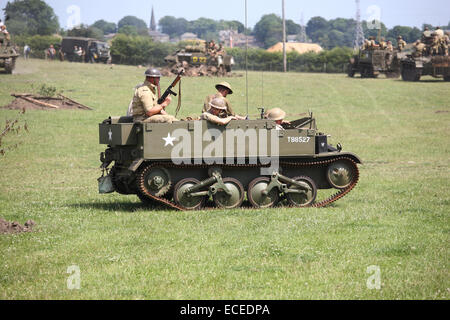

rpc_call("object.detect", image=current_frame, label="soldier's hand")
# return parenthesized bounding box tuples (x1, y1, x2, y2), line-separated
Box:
(161, 96, 172, 108)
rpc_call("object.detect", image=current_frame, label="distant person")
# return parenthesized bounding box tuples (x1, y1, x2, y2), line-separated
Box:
(1, 25, 10, 43)
(48, 45, 56, 60)
(23, 44, 31, 59)
(81, 47, 86, 62)
(129, 68, 177, 123)
(379, 38, 387, 50)
(201, 97, 237, 126)
(397, 36, 406, 51)
(386, 40, 394, 51)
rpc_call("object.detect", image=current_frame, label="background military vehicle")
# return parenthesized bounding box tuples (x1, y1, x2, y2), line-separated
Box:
(347, 48, 401, 78)
(98, 113, 361, 210)
(0, 33, 19, 74)
(401, 55, 450, 81)
(61, 37, 111, 63)
(400, 32, 450, 81)
(163, 40, 235, 77)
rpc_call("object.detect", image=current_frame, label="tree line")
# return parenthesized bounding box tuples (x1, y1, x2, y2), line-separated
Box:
(4, 0, 449, 73)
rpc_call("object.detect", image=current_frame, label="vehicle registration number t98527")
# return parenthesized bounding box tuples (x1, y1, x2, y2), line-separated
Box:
(288, 137, 311, 143)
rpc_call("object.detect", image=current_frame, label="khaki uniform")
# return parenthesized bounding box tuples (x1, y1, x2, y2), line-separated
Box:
(368, 39, 376, 49)
(131, 80, 177, 123)
(201, 111, 233, 126)
(414, 43, 426, 56)
(431, 36, 440, 55)
(397, 39, 406, 51)
(386, 43, 394, 51)
(203, 93, 234, 116)
(379, 41, 387, 49)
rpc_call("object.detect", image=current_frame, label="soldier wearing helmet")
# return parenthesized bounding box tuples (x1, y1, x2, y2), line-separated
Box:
(201, 97, 237, 126)
(128, 68, 178, 123)
(264, 108, 290, 130)
(203, 82, 246, 120)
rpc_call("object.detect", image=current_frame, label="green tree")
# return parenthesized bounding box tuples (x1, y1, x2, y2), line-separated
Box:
(3, 0, 59, 35)
(118, 16, 148, 33)
(189, 17, 218, 40)
(253, 14, 283, 48)
(67, 25, 104, 40)
(118, 25, 138, 37)
(159, 16, 189, 38)
(92, 20, 117, 34)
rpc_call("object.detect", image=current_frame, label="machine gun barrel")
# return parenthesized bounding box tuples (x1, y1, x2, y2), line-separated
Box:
(158, 70, 184, 105)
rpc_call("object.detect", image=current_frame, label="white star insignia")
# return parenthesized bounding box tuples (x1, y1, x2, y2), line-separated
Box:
(108, 129, 113, 141)
(163, 133, 177, 147)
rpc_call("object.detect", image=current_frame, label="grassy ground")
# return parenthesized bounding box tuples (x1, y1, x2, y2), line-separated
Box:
(0, 59, 449, 299)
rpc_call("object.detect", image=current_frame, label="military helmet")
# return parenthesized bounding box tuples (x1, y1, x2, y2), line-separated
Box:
(144, 68, 162, 78)
(264, 108, 286, 121)
(397, 36, 402, 39)
(216, 82, 233, 95)
(209, 97, 227, 111)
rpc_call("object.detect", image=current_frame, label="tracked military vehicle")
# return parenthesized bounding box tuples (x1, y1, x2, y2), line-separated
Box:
(164, 42, 234, 77)
(400, 51, 450, 81)
(0, 33, 19, 74)
(348, 49, 401, 78)
(98, 112, 362, 210)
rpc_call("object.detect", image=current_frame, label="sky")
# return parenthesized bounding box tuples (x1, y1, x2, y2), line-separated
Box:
(3, 0, 449, 30)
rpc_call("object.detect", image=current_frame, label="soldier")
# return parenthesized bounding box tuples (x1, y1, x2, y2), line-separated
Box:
(379, 38, 387, 50)
(361, 39, 370, 51)
(130, 68, 178, 123)
(397, 36, 406, 51)
(434, 26, 444, 38)
(442, 32, 449, 56)
(368, 36, 377, 49)
(386, 40, 394, 51)
(203, 82, 238, 116)
(201, 97, 237, 126)
(1, 25, 10, 43)
(413, 40, 426, 57)
(264, 108, 290, 130)
(422, 27, 431, 42)
(431, 32, 440, 55)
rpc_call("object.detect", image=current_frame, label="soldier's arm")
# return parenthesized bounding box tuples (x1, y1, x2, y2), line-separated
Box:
(140, 89, 171, 117)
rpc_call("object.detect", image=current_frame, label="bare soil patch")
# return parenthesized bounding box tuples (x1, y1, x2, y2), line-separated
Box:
(0, 218, 35, 234)
(1, 94, 92, 111)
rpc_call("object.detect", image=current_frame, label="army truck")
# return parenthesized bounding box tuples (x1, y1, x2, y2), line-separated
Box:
(98, 113, 361, 210)
(164, 41, 234, 77)
(348, 49, 401, 78)
(401, 55, 450, 81)
(0, 33, 19, 74)
(61, 37, 111, 63)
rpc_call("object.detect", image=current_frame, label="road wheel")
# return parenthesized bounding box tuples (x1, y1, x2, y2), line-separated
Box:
(248, 177, 279, 208)
(444, 76, 450, 82)
(174, 178, 206, 210)
(326, 160, 357, 190)
(286, 176, 317, 208)
(402, 66, 420, 81)
(213, 178, 245, 209)
(347, 64, 355, 77)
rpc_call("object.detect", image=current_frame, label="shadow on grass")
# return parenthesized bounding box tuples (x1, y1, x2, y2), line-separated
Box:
(69, 201, 172, 212)
(393, 79, 447, 83)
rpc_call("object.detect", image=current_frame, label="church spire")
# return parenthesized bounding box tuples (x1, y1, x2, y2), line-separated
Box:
(150, 6, 156, 31)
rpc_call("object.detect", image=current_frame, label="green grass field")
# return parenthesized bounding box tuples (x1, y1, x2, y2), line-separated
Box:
(0, 59, 449, 299)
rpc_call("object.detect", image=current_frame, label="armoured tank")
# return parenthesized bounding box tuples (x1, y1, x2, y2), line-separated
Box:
(98, 112, 362, 210)
(348, 49, 401, 79)
(164, 41, 234, 77)
(0, 33, 19, 74)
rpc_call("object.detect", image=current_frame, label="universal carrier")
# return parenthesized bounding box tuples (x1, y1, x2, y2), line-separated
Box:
(98, 112, 362, 210)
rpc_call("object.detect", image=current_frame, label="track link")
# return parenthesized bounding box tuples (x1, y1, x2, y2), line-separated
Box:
(136, 157, 360, 211)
